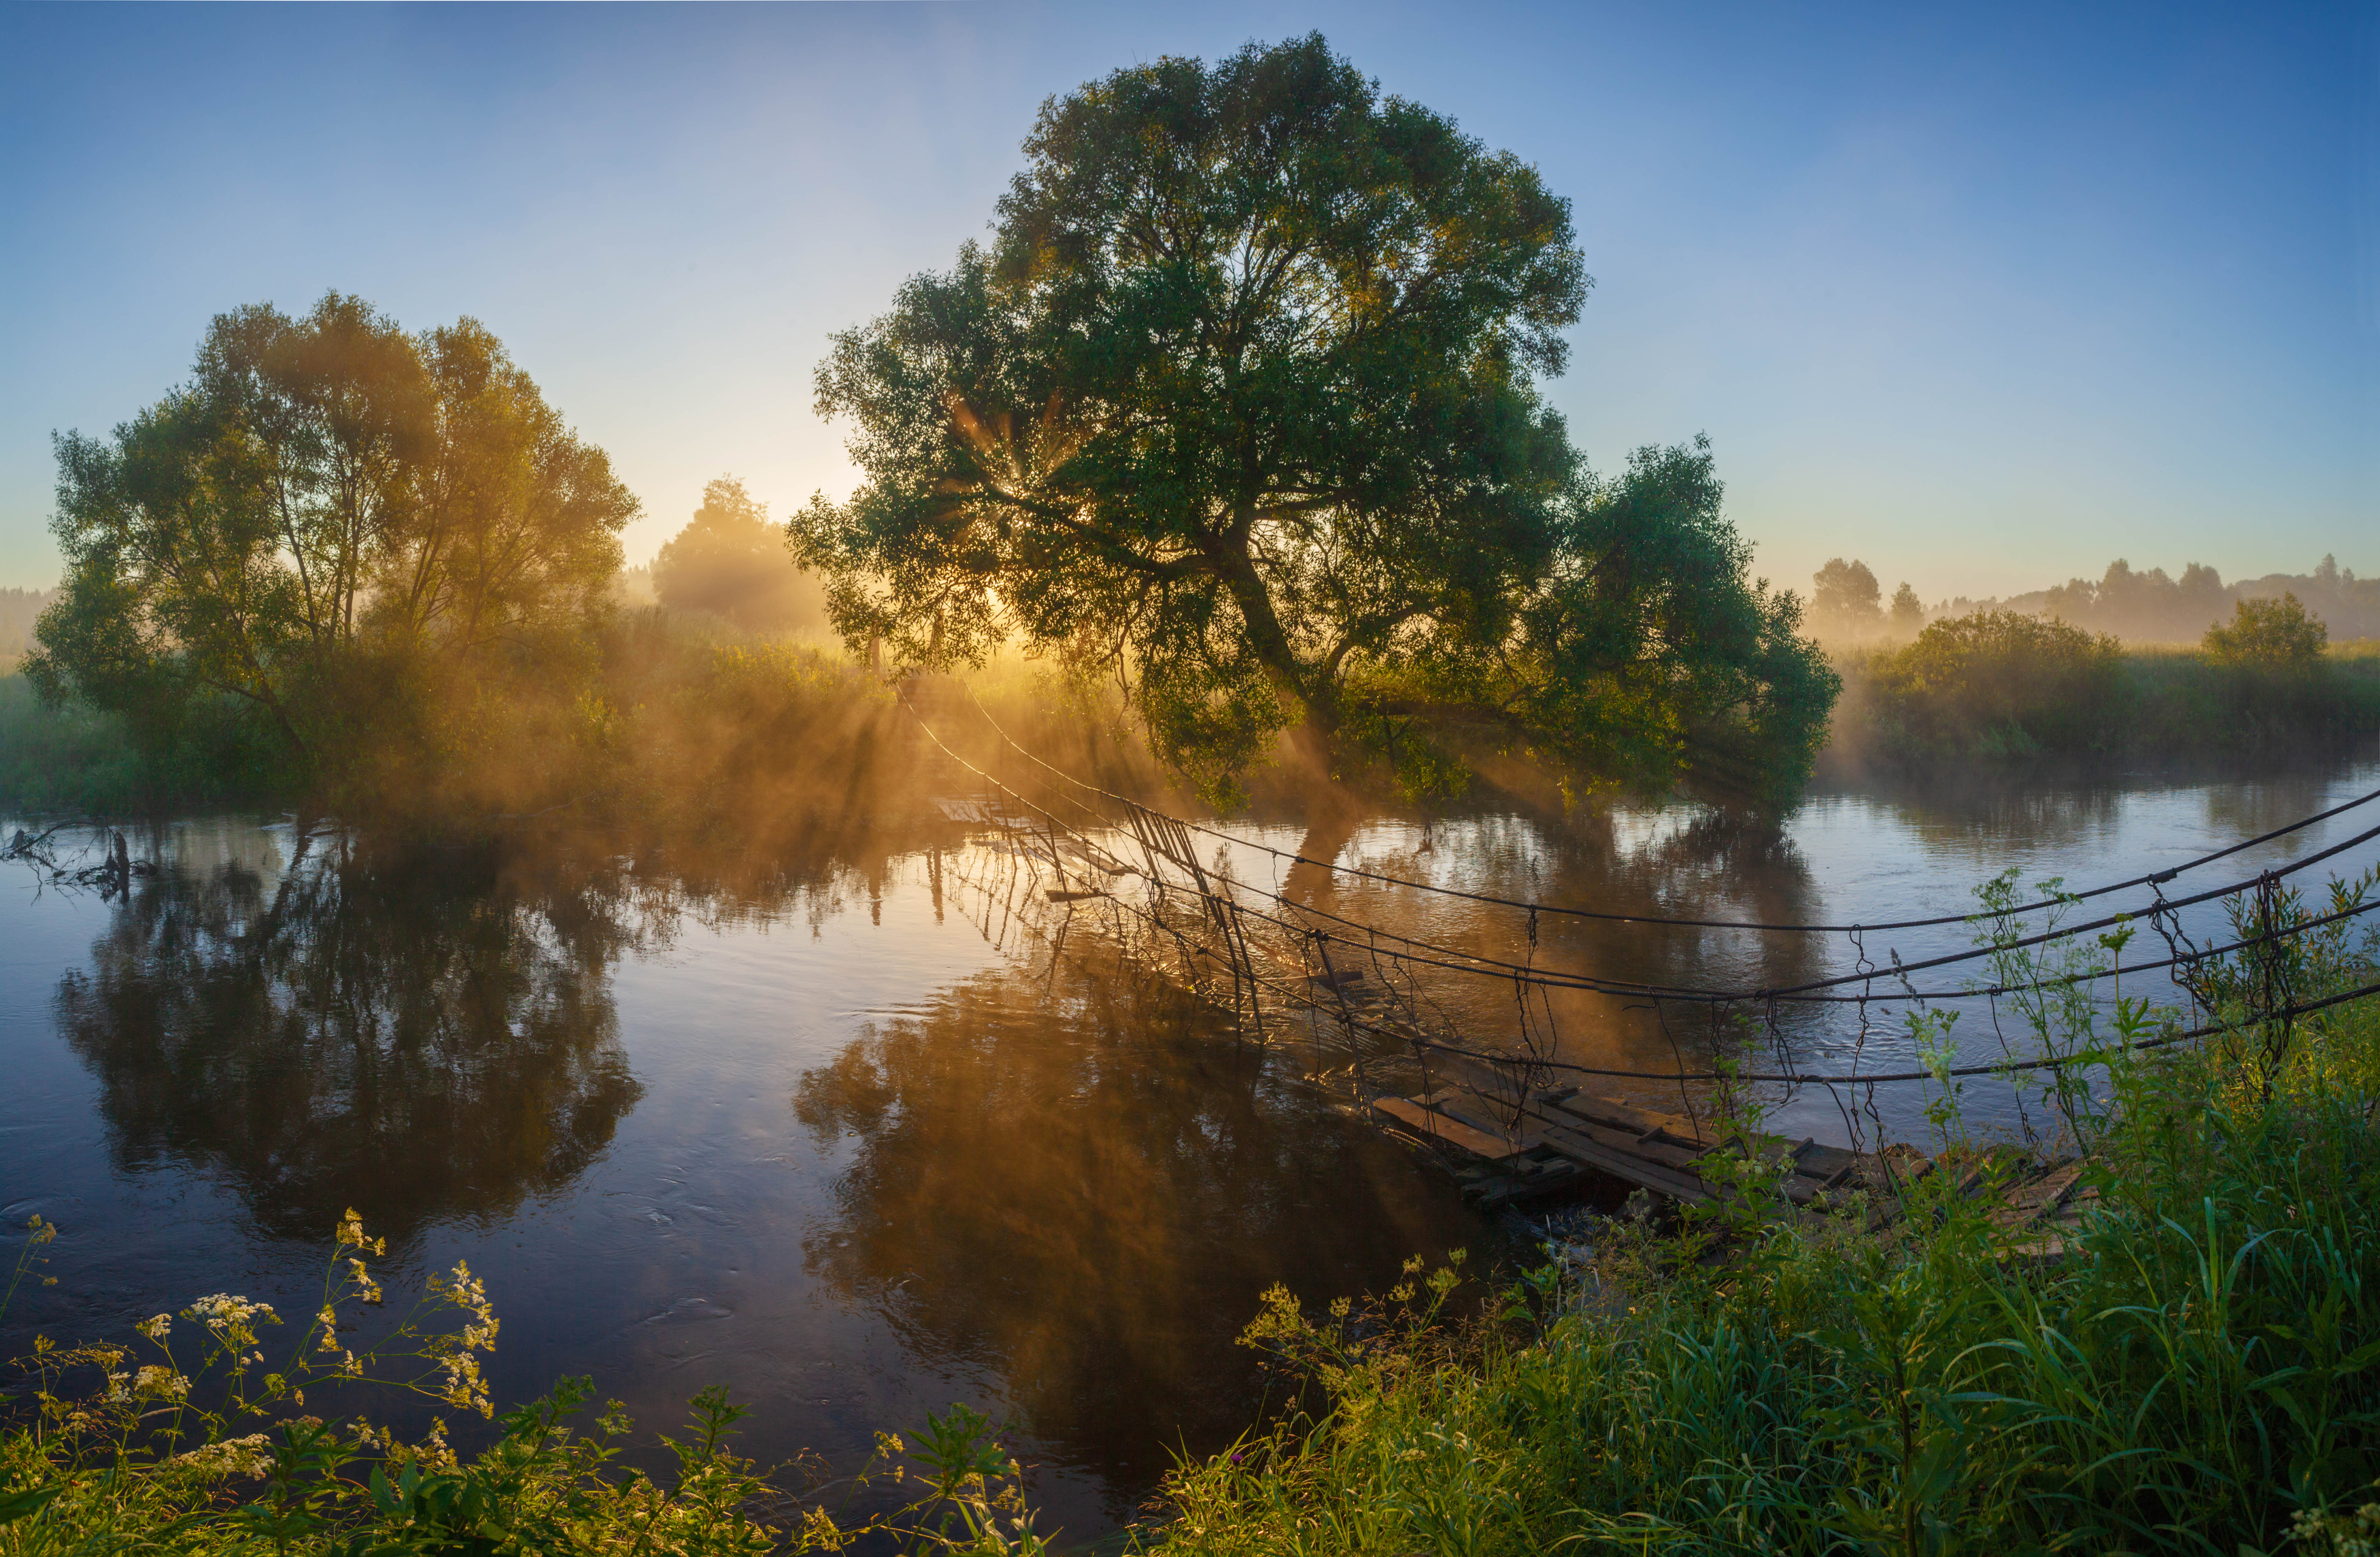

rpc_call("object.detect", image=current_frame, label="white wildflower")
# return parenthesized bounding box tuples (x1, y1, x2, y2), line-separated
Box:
(131, 1364, 190, 1399)
(185, 1294, 275, 1326)
(171, 1433, 273, 1478)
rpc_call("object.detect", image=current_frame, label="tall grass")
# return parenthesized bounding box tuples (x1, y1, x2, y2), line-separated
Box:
(1142, 879, 2380, 1555)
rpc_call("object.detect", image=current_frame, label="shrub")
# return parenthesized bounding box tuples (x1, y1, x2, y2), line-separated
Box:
(1865, 609, 2124, 760)
(2204, 591, 2328, 672)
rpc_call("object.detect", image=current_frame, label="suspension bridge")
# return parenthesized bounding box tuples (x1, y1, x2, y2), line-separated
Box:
(896, 677, 2380, 1242)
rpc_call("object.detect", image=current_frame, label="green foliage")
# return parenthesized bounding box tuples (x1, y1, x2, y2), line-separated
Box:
(21, 292, 636, 806)
(1140, 878, 2380, 1555)
(653, 478, 826, 633)
(1860, 609, 2128, 761)
(0, 1208, 1061, 1555)
(1835, 616, 2380, 770)
(1, 611, 902, 838)
(2204, 590, 2328, 672)
(0, 669, 297, 813)
(794, 34, 1831, 807)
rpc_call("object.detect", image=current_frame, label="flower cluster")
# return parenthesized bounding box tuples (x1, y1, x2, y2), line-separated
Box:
(107, 1363, 191, 1403)
(169, 1433, 274, 1478)
(185, 1295, 274, 1326)
(2292, 1496, 2380, 1557)
(437, 1349, 490, 1416)
(335, 1210, 387, 1258)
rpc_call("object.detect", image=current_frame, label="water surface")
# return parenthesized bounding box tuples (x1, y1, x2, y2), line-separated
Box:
(3, 749, 2375, 1538)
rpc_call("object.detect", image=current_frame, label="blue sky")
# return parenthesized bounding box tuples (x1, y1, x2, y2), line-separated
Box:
(1, 1, 2372, 600)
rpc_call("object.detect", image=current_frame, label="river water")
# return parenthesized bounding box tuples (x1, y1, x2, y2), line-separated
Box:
(3, 747, 2375, 1539)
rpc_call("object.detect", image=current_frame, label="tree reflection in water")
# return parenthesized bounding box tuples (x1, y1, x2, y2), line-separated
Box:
(56, 838, 645, 1243)
(792, 942, 1486, 1493)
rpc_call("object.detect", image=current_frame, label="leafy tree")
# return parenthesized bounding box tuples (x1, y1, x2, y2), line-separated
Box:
(1812, 558, 1882, 628)
(1889, 581, 1925, 632)
(24, 294, 635, 778)
(795, 33, 1832, 803)
(653, 477, 825, 632)
(2203, 592, 2326, 672)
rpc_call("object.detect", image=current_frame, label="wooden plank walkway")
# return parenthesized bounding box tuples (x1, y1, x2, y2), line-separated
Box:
(1373, 1072, 2096, 1249)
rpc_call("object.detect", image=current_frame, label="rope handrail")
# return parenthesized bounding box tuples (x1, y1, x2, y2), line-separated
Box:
(952, 788, 2380, 1089)
(955, 685, 2380, 935)
(923, 689, 2380, 998)
(902, 693, 2380, 1088)
(1393, 978, 2380, 1087)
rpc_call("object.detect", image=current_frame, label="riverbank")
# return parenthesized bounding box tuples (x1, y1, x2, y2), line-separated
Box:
(0, 612, 1185, 844)
(1139, 870, 2380, 1553)
(1822, 633, 2380, 777)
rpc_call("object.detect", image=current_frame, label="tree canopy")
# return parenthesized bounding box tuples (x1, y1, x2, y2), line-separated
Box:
(2203, 592, 2326, 672)
(25, 294, 635, 772)
(795, 33, 1833, 805)
(1812, 558, 1882, 628)
(1888, 582, 1925, 631)
(653, 477, 826, 632)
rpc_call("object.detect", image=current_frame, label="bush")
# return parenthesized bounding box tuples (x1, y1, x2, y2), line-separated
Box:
(2204, 591, 2327, 672)
(0, 1209, 1059, 1554)
(0, 670, 298, 815)
(0, 612, 906, 839)
(1865, 609, 2124, 760)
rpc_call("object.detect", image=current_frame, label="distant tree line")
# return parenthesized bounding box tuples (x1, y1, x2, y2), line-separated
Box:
(1812, 553, 2377, 644)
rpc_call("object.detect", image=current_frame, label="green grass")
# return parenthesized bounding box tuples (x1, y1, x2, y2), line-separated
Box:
(1131, 879, 2380, 1556)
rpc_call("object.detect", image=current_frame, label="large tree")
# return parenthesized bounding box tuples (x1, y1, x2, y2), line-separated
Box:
(795, 34, 1833, 802)
(653, 477, 826, 632)
(27, 294, 635, 768)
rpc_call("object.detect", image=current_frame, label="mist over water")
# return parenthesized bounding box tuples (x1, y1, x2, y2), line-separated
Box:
(4, 745, 2377, 1538)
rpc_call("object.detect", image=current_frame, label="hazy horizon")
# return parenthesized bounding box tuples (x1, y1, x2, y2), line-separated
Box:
(3, 1, 2373, 597)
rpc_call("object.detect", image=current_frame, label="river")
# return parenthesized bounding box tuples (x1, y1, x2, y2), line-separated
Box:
(3, 747, 2375, 1539)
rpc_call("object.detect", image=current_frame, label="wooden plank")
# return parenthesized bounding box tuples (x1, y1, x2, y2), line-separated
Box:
(1535, 1123, 1716, 1205)
(1370, 1096, 1529, 1163)
(1426, 1089, 1548, 1154)
(1795, 1143, 1864, 1187)
(1546, 1091, 1710, 1148)
(1992, 1161, 2085, 1229)
(1536, 1108, 1708, 1173)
